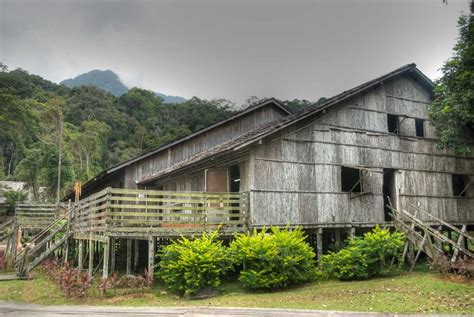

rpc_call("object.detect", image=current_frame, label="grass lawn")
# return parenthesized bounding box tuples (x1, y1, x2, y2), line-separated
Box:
(0, 269, 472, 314)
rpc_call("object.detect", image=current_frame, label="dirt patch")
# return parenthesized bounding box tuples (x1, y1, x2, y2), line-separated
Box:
(436, 273, 474, 285)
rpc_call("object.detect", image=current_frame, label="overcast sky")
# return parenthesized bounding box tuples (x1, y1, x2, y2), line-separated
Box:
(0, 0, 470, 104)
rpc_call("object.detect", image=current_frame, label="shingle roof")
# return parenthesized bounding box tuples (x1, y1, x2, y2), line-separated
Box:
(139, 63, 434, 183)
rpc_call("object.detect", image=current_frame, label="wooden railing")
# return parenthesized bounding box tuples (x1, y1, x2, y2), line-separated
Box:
(72, 188, 249, 237)
(15, 204, 64, 229)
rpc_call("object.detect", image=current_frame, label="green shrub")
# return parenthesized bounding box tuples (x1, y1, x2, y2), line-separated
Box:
(230, 226, 316, 289)
(321, 226, 404, 280)
(157, 229, 232, 297)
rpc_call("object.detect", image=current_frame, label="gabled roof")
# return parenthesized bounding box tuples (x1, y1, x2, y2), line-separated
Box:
(139, 63, 434, 183)
(70, 98, 290, 196)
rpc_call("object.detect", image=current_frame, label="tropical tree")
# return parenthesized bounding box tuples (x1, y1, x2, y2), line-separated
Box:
(429, 6, 474, 155)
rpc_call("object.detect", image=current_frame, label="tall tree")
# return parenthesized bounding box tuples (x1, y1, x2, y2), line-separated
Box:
(429, 5, 474, 155)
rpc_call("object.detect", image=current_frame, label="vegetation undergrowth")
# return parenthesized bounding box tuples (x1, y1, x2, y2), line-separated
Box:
(319, 226, 405, 280)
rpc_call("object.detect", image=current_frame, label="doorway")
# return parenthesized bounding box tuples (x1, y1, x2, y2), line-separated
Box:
(383, 168, 396, 221)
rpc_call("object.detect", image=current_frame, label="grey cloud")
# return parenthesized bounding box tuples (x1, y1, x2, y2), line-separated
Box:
(0, 0, 469, 103)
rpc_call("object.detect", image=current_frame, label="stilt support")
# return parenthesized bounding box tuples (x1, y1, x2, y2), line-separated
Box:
(78, 240, 84, 269)
(317, 228, 323, 265)
(103, 238, 110, 278)
(148, 237, 155, 277)
(134, 239, 139, 271)
(88, 239, 94, 277)
(110, 238, 115, 273)
(126, 239, 132, 275)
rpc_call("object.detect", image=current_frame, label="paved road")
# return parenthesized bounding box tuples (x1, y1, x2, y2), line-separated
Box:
(0, 302, 462, 317)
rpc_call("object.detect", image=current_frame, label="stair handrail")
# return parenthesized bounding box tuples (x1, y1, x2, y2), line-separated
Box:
(14, 210, 70, 263)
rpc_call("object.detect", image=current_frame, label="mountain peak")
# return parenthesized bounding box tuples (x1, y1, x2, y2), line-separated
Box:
(61, 69, 127, 96)
(60, 69, 186, 103)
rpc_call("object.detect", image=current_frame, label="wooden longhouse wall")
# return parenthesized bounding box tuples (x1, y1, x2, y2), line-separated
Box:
(248, 74, 474, 227)
(123, 102, 288, 190)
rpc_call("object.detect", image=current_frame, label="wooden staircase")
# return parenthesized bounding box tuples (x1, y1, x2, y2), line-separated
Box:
(15, 212, 72, 278)
(0, 218, 13, 243)
(390, 203, 473, 269)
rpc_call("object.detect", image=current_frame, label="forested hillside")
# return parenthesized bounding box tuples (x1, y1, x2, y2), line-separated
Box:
(0, 64, 317, 201)
(0, 65, 235, 200)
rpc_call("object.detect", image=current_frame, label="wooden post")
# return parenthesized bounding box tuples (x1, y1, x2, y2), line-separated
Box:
(350, 227, 356, 238)
(148, 237, 155, 277)
(103, 237, 110, 278)
(133, 239, 139, 271)
(88, 238, 94, 277)
(110, 238, 115, 273)
(451, 224, 467, 263)
(335, 229, 341, 250)
(126, 239, 132, 275)
(317, 228, 323, 266)
(78, 240, 84, 269)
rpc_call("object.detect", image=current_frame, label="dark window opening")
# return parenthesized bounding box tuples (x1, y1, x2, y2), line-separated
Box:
(229, 165, 240, 193)
(387, 114, 399, 134)
(383, 169, 395, 221)
(452, 174, 467, 197)
(341, 166, 361, 193)
(415, 119, 425, 137)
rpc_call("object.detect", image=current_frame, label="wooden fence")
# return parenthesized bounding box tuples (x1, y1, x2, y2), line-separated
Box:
(72, 188, 249, 237)
(15, 204, 64, 229)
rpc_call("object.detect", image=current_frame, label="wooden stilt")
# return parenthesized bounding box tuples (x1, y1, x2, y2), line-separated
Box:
(335, 229, 341, 250)
(110, 238, 115, 273)
(133, 239, 139, 271)
(126, 239, 132, 275)
(350, 227, 356, 238)
(78, 240, 84, 269)
(88, 238, 94, 277)
(316, 228, 323, 265)
(103, 237, 110, 278)
(148, 237, 155, 277)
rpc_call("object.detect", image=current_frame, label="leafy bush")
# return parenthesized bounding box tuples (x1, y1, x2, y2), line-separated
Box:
(230, 226, 316, 289)
(321, 226, 404, 280)
(157, 229, 232, 297)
